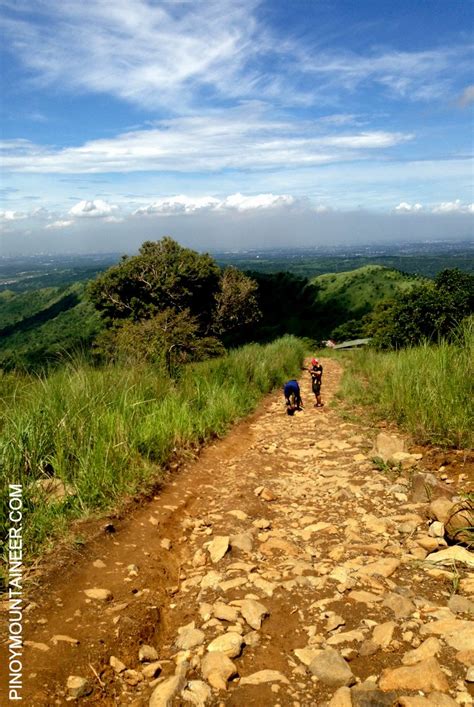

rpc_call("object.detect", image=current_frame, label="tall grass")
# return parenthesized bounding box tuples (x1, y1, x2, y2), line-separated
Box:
(0, 336, 305, 564)
(336, 320, 473, 448)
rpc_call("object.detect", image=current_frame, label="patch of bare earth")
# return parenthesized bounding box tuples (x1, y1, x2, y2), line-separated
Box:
(1, 359, 473, 706)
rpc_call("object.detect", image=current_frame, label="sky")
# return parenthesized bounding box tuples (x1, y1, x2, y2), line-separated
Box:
(0, 0, 473, 254)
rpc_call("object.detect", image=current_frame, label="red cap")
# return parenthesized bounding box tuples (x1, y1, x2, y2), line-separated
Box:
(311, 358, 318, 365)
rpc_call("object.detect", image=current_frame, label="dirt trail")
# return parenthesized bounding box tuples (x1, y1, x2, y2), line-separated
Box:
(2, 359, 473, 706)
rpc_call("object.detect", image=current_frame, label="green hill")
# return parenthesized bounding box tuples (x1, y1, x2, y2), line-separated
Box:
(0, 283, 102, 370)
(311, 265, 424, 337)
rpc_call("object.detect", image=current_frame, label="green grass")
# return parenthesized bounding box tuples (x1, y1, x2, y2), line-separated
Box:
(0, 336, 305, 568)
(312, 265, 421, 319)
(333, 321, 473, 448)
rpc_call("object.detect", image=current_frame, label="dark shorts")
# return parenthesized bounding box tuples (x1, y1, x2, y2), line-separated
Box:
(312, 381, 321, 394)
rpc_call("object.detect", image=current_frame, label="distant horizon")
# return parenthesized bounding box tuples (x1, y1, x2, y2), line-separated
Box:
(1, 236, 473, 261)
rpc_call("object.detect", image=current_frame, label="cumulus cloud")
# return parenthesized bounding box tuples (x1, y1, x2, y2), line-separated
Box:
(0, 209, 27, 220)
(432, 199, 474, 214)
(395, 202, 423, 212)
(69, 199, 118, 218)
(45, 219, 74, 230)
(133, 193, 295, 216)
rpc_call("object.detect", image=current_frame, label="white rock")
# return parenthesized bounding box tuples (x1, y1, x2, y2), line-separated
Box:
(83, 587, 112, 601)
(207, 536, 230, 563)
(239, 670, 289, 685)
(201, 652, 237, 690)
(233, 599, 269, 630)
(149, 662, 188, 707)
(206, 632, 243, 658)
(66, 675, 91, 699)
(181, 679, 212, 706)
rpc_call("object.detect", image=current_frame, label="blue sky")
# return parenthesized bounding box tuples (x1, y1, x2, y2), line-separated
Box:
(0, 0, 473, 253)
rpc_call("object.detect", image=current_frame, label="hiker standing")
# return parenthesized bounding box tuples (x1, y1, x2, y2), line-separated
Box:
(309, 358, 323, 407)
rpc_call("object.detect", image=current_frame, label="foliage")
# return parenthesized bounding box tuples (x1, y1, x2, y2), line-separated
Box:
(336, 317, 473, 448)
(95, 308, 224, 374)
(88, 237, 221, 329)
(213, 267, 261, 340)
(367, 269, 474, 349)
(0, 336, 305, 561)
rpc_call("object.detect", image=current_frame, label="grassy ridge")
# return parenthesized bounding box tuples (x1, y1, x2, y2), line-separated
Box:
(334, 321, 473, 448)
(312, 265, 420, 319)
(0, 336, 305, 564)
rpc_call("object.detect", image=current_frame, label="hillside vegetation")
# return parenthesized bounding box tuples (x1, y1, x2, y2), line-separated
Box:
(334, 319, 473, 448)
(0, 336, 305, 563)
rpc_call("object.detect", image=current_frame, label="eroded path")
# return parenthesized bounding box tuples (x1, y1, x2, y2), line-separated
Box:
(2, 359, 473, 706)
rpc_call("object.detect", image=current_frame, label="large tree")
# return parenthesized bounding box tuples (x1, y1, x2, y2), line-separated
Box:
(88, 237, 220, 330)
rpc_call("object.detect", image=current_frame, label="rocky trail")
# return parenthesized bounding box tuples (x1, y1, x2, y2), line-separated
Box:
(2, 358, 474, 707)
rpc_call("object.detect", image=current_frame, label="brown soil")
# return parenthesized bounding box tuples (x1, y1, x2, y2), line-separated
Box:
(1, 359, 472, 707)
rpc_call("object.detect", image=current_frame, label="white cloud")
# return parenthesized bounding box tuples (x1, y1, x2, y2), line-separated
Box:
(1, 112, 412, 175)
(45, 219, 74, 229)
(1, 1, 471, 112)
(0, 209, 27, 220)
(69, 199, 118, 218)
(395, 202, 423, 212)
(133, 192, 295, 216)
(432, 199, 474, 214)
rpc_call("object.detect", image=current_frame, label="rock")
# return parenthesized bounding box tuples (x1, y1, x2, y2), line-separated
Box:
(410, 473, 451, 503)
(206, 632, 244, 658)
(378, 657, 449, 692)
(213, 603, 239, 623)
(382, 592, 415, 618)
(294, 647, 321, 666)
(51, 634, 79, 645)
(142, 662, 162, 679)
(429, 498, 455, 523)
(161, 538, 172, 551)
(201, 570, 222, 590)
(233, 599, 269, 630)
(348, 590, 382, 605)
(448, 595, 474, 615)
(24, 641, 50, 652)
(425, 546, 474, 568)
(175, 623, 206, 650)
(402, 637, 441, 665)
(227, 509, 248, 521)
(327, 614, 346, 632)
(351, 682, 397, 707)
(466, 666, 474, 682)
(123, 669, 143, 686)
(445, 500, 474, 545)
(230, 534, 253, 553)
(252, 518, 272, 530)
(149, 662, 188, 707)
(328, 686, 352, 707)
(32, 477, 75, 504)
(181, 679, 212, 706)
(240, 670, 289, 685)
(374, 432, 406, 461)
(201, 652, 237, 690)
(428, 522, 445, 538)
(109, 655, 126, 673)
(426, 694, 459, 706)
(139, 644, 159, 662)
(66, 675, 91, 699)
(259, 538, 300, 557)
(83, 587, 112, 601)
(357, 558, 400, 578)
(93, 559, 106, 569)
(207, 536, 230, 563)
(308, 648, 355, 687)
(255, 486, 277, 501)
(372, 621, 395, 648)
(444, 625, 474, 652)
